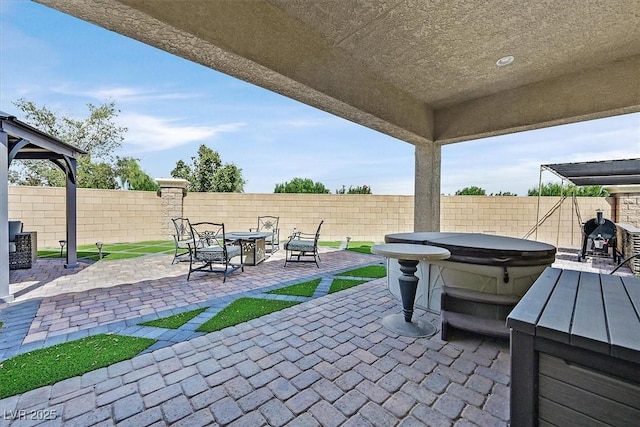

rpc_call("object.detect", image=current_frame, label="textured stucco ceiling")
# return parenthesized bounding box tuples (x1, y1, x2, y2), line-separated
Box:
(35, 0, 640, 146)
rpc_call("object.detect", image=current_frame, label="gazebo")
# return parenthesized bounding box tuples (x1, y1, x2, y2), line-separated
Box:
(1, 112, 86, 302)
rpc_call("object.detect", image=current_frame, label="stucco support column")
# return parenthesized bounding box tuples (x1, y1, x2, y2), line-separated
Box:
(414, 142, 441, 232)
(157, 178, 189, 240)
(0, 130, 12, 302)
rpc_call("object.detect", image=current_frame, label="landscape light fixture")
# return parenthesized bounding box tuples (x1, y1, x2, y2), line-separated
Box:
(96, 241, 103, 259)
(59, 240, 66, 257)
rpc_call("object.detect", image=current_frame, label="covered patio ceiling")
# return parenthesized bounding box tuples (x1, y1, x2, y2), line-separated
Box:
(31, 0, 640, 235)
(35, 0, 640, 146)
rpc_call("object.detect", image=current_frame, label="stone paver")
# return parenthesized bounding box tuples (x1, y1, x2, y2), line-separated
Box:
(0, 248, 626, 425)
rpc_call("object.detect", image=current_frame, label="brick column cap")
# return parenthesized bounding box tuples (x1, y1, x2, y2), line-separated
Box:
(156, 178, 189, 189)
(605, 184, 640, 194)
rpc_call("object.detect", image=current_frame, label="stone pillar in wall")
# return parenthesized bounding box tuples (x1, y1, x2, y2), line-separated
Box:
(606, 185, 640, 274)
(157, 178, 189, 240)
(607, 185, 640, 227)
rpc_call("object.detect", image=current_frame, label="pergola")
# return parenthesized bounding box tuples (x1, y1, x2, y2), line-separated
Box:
(541, 158, 640, 187)
(529, 158, 640, 243)
(1, 112, 86, 302)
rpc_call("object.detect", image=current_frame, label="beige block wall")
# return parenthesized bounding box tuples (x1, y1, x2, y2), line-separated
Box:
(183, 193, 415, 243)
(440, 196, 612, 249)
(8, 186, 163, 248)
(8, 186, 617, 249)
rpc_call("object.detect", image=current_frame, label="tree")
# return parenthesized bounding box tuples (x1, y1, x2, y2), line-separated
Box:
(336, 185, 372, 194)
(9, 98, 127, 188)
(455, 186, 486, 196)
(115, 157, 159, 191)
(491, 191, 517, 196)
(274, 178, 330, 193)
(78, 160, 118, 189)
(213, 163, 245, 192)
(527, 182, 608, 197)
(170, 144, 245, 192)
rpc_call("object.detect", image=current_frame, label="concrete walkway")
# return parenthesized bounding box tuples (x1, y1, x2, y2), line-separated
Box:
(0, 247, 630, 426)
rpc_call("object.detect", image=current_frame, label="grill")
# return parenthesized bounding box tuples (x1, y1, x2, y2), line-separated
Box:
(579, 210, 618, 262)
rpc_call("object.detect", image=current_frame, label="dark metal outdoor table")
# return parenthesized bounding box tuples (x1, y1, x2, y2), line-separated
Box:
(226, 232, 272, 266)
(371, 243, 450, 337)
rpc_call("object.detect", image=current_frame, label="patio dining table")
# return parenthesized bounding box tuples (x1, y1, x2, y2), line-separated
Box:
(226, 231, 272, 266)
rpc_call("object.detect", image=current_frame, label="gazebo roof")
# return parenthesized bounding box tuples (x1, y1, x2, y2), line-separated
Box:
(1, 112, 87, 161)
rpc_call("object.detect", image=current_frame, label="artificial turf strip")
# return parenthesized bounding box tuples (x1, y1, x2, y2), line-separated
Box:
(346, 243, 374, 254)
(329, 278, 369, 294)
(266, 278, 322, 297)
(139, 307, 208, 329)
(341, 265, 387, 278)
(197, 298, 300, 333)
(320, 241, 374, 253)
(0, 334, 156, 399)
(38, 240, 176, 260)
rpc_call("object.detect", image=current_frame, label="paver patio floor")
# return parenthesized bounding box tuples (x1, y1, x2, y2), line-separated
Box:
(0, 246, 630, 426)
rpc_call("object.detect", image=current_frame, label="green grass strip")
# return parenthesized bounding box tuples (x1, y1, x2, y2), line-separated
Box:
(266, 278, 321, 297)
(197, 298, 299, 333)
(319, 241, 341, 248)
(329, 278, 369, 294)
(346, 242, 373, 254)
(319, 241, 373, 254)
(139, 307, 208, 329)
(0, 321, 3, 329)
(341, 265, 387, 278)
(0, 334, 156, 399)
(38, 240, 176, 260)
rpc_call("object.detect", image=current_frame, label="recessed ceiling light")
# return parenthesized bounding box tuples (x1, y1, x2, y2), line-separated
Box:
(496, 55, 515, 67)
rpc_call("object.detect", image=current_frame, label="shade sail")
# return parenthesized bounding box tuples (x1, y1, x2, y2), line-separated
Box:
(541, 158, 640, 186)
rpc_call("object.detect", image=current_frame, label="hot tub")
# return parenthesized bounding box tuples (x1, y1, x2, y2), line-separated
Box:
(384, 232, 556, 338)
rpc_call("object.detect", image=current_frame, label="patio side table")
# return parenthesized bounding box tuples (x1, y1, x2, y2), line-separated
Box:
(371, 243, 450, 337)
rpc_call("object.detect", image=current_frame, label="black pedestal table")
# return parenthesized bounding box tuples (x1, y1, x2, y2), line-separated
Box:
(371, 243, 451, 337)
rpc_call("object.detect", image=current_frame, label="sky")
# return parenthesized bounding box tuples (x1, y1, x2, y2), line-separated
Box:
(1, 1, 639, 196)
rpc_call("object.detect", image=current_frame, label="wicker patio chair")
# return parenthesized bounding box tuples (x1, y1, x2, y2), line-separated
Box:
(250, 216, 280, 254)
(283, 220, 323, 267)
(187, 222, 243, 282)
(8, 220, 33, 270)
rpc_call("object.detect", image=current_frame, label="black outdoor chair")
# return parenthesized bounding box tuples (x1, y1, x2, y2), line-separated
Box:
(250, 215, 280, 254)
(171, 217, 194, 264)
(284, 220, 323, 267)
(187, 222, 243, 282)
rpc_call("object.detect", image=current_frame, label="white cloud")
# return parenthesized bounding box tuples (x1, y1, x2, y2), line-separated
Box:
(51, 85, 200, 103)
(118, 113, 246, 152)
